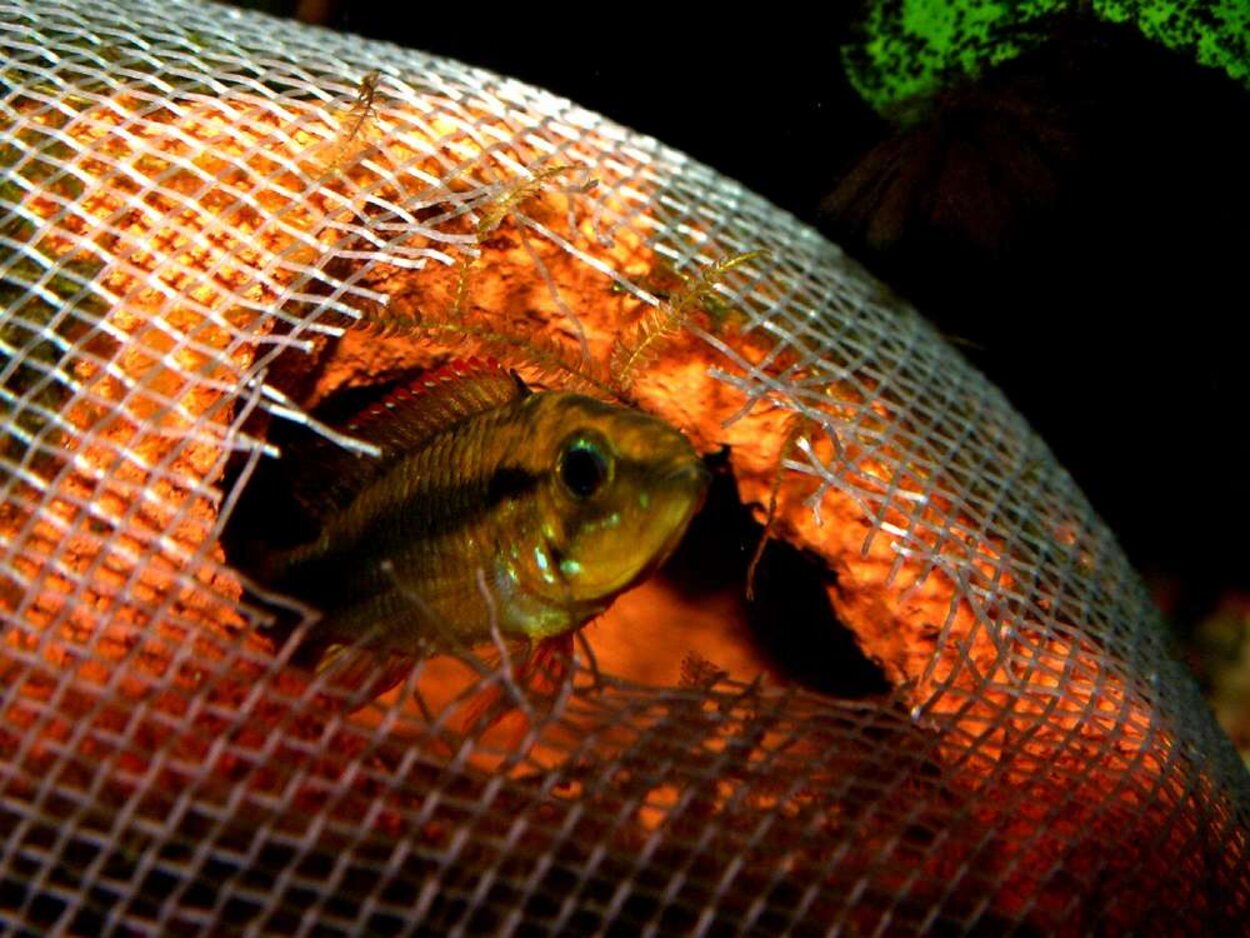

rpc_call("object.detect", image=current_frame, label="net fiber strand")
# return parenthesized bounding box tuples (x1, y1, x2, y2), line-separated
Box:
(1, 0, 1248, 935)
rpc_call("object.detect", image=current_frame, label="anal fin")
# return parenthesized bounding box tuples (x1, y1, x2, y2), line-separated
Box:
(315, 642, 416, 709)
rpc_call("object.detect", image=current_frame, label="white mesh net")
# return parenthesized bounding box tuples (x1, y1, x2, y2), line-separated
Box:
(2, 0, 1248, 934)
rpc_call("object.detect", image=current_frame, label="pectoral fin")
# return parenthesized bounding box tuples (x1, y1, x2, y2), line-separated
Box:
(459, 632, 575, 733)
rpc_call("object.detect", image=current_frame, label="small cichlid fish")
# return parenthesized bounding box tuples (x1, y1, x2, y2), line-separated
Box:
(239, 359, 707, 689)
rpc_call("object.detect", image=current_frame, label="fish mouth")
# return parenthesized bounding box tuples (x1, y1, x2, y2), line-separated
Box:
(582, 469, 706, 602)
(646, 463, 709, 569)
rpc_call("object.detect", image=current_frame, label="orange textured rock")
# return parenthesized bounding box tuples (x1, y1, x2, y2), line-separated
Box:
(3, 83, 1160, 799)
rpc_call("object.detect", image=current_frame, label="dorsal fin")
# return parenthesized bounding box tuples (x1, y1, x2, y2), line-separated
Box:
(346, 357, 527, 457)
(283, 358, 526, 518)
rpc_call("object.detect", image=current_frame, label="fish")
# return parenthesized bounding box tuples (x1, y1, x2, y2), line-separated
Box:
(235, 358, 708, 694)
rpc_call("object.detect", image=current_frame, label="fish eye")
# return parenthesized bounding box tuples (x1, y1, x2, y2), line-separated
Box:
(558, 436, 611, 500)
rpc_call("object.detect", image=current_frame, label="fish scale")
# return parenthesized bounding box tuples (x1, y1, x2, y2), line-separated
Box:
(277, 404, 531, 641)
(233, 362, 708, 692)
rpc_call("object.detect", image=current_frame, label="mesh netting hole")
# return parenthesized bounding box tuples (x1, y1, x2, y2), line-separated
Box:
(658, 448, 890, 699)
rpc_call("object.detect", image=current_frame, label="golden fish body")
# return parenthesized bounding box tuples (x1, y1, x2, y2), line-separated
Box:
(250, 365, 707, 660)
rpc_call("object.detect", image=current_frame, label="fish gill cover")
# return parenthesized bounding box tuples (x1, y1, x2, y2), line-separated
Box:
(1, 0, 1248, 934)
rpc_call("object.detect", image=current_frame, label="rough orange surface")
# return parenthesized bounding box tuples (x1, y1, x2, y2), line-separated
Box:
(2, 85, 1166, 828)
(1, 89, 367, 703)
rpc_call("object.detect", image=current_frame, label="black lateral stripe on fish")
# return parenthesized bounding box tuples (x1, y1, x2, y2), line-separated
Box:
(240, 357, 709, 696)
(484, 465, 542, 506)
